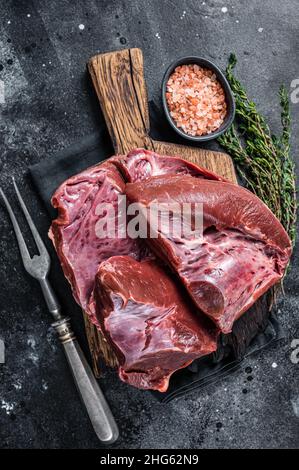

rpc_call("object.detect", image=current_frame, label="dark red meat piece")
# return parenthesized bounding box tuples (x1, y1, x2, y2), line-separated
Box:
(49, 150, 219, 327)
(50, 149, 292, 391)
(95, 256, 218, 392)
(112, 148, 224, 183)
(125, 174, 292, 333)
(49, 161, 144, 326)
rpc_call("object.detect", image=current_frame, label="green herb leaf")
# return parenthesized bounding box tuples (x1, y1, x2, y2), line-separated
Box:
(218, 54, 297, 249)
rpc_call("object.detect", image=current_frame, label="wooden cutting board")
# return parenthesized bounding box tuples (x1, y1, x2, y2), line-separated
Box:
(86, 48, 238, 376)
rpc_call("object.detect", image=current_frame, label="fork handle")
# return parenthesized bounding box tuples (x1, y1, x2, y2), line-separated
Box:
(39, 278, 62, 321)
(52, 318, 119, 444)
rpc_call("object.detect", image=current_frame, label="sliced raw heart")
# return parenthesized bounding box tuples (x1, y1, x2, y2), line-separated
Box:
(94, 256, 218, 392)
(50, 150, 221, 327)
(49, 160, 146, 326)
(125, 174, 292, 333)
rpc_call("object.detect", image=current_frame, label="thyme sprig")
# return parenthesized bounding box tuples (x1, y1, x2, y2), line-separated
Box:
(218, 54, 297, 247)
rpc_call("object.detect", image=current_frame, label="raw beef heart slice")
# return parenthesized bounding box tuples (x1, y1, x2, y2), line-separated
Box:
(49, 161, 144, 325)
(112, 148, 225, 183)
(95, 256, 218, 392)
(49, 149, 224, 326)
(125, 174, 292, 333)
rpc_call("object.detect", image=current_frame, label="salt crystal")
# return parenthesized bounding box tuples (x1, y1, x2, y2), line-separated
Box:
(166, 63, 227, 136)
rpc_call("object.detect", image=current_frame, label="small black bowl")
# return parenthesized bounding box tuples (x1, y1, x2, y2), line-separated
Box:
(162, 56, 235, 142)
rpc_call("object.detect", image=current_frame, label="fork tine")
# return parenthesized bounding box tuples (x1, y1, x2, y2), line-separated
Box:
(12, 177, 49, 258)
(0, 187, 32, 266)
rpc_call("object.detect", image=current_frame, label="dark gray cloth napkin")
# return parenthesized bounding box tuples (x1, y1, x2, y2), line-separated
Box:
(29, 104, 285, 402)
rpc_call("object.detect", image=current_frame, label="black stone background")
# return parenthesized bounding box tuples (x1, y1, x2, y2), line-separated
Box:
(0, 0, 298, 449)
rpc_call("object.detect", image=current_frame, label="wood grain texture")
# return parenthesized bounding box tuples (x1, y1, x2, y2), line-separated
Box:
(88, 48, 236, 181)
(153, 141, 237, 183)
(88, 48, 153, 154)
(83, 314, 118, 377)
(86, 48, 242, 376)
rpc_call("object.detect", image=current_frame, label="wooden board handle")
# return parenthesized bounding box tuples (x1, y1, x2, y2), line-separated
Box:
(88, 48, 154, 154)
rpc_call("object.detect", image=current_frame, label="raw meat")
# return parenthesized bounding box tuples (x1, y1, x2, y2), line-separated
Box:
(125, 174, 292, 333)
(112, 148, 224, 183)
(50, 150, 221, 326)
(94, 256, 218, 392)
(50, 149, 291, 391)
(49, 161, 144, 325)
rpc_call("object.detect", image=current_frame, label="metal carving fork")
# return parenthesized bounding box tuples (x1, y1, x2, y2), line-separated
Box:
(0, 178, 119, 444)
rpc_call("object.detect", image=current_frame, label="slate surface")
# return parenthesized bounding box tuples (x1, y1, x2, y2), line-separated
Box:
(0, 0, 298, 449)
